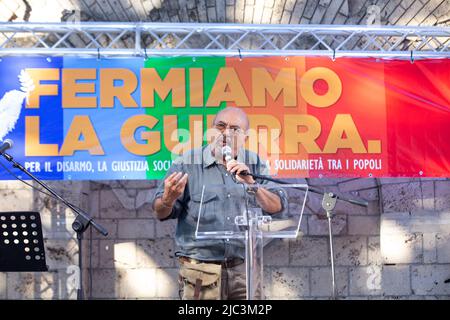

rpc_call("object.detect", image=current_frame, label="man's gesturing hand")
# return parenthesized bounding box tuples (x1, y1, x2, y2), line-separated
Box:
(162, 172, 188, 207)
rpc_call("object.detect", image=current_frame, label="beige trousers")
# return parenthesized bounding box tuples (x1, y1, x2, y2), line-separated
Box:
(178, 258, 254, 300)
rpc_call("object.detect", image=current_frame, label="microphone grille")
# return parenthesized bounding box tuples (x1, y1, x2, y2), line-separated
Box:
(4, 139, 13, 147)
(222, 145, 231, 154)
(222, 145, 232, 161)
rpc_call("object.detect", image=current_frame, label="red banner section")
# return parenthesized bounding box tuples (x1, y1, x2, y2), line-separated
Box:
(384, 59, 450, 176)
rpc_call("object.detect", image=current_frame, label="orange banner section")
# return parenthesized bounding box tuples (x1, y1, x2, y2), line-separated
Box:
(227, 57, 395, 177)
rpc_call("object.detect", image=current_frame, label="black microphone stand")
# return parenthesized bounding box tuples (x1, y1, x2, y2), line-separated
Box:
(0, 151, 108, 300)
(241, 171, 368, 207)
(240, 171, 368, 299)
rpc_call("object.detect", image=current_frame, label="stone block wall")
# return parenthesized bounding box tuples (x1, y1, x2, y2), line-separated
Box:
(1, 178, 449, 299)
(1, 0, 449, 27)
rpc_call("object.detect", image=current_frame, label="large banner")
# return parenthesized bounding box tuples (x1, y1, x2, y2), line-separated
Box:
(0, 56, 448, 180)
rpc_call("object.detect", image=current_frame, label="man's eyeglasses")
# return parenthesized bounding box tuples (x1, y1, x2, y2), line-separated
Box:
(214, 122, 245, 135)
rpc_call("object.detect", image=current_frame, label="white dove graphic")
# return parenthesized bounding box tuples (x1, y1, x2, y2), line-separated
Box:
(0, 70, 35, 142)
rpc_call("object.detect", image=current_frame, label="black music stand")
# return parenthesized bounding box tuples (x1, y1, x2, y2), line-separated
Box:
(0, 211, 48, 272)
(1, 151, 108, 299)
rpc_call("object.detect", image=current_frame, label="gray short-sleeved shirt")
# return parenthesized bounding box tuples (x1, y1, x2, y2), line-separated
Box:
(152, 144, 286, 261)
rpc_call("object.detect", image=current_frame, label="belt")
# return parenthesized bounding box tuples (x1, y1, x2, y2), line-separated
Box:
(179, 256, 244, 268)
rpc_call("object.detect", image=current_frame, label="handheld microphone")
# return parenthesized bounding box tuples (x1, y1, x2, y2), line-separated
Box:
(222, 145, 251, 177)
(0, 139, 13, 154)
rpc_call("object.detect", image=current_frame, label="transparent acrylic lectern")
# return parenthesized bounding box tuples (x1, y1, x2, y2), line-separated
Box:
(195, 183, 308, 300)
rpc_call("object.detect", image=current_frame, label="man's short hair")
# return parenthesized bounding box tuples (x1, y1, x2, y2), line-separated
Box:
(212, 107, 250, 131)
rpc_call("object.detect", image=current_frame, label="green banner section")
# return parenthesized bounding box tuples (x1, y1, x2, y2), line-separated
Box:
(144, 57, 225, 179)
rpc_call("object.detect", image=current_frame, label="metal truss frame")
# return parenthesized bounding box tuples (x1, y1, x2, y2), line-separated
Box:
(0, 22, 449, 59)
